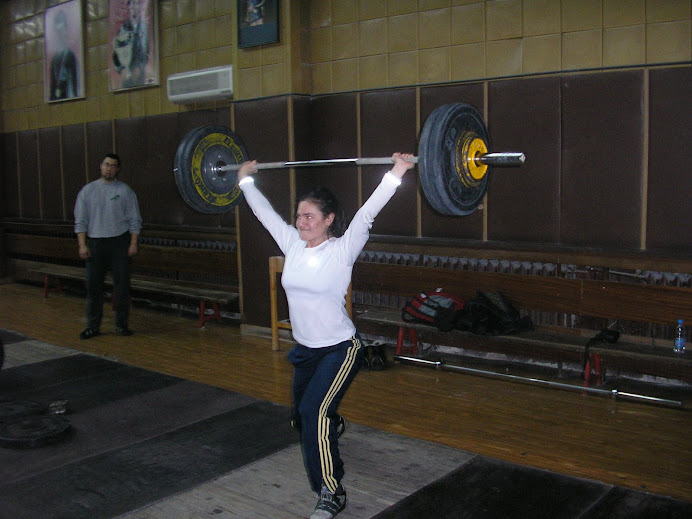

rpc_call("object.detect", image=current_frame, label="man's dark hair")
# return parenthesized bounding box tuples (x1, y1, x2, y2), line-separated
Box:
(104, 153, 121, 168)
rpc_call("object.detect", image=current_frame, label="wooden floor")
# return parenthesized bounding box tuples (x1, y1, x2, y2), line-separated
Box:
(1, 282, 691, 503)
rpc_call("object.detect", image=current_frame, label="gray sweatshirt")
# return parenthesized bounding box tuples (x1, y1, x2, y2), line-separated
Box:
(74, 179, 142, 238)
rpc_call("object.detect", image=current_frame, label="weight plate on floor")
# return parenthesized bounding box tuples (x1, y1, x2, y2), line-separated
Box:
(174, 125, 248, 214)
(0, 400, 47, 424)
(419, 103, 491, 216)
(0, 414, 71, 448)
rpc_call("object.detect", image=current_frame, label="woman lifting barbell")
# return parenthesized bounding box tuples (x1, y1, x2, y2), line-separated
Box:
(237, 153, 415, 519)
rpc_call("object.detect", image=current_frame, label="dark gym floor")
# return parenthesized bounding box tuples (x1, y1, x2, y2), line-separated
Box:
(1, 329, 690, 519)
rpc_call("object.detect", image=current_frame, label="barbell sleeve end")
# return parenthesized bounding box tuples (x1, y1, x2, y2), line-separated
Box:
(478, 152, 526, 167)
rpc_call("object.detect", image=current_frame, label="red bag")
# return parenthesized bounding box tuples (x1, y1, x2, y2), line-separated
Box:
(401, 290, 465, 332)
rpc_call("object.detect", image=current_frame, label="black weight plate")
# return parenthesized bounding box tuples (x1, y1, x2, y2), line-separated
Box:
(0, 414, 71, 448)
(174, 125, 249, 214)
(418, 106, 457, 215)
(419, 103, 491, 216)
(0, 400, 47, 424)
(174, 125, 245, 213)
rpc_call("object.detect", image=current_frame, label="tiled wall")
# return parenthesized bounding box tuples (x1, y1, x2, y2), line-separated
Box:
(0, 0, 303, 132)
(308, 0, 691, 93)
(1, 1, 690, 133)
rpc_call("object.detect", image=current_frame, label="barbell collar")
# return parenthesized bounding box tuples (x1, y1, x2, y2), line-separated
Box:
(215, 151, 523, 173)
(477, 152, 525, 166)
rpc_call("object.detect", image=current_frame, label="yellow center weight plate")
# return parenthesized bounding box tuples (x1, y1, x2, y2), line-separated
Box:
(455, 132, 489, 188)
(174, 126, 248, 214)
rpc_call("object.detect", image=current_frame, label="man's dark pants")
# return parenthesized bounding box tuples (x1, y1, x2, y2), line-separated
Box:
(85, 232, 131, 331)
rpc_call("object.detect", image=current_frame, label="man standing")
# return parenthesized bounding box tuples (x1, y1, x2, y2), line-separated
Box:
(74, 153, 142, 339)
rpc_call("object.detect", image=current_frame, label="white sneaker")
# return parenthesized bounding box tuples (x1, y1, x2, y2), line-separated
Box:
(310, 484, 347, 519)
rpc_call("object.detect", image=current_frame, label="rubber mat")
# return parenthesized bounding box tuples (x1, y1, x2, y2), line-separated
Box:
(0, 354, 296, 519)
(372, 456, 692, 519)
(2, 334, 689, 519)
(0, 354, 180, 406)
(0, 328, 28, 345)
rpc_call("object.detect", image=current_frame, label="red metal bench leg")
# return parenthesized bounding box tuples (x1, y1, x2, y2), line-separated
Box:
(396, 326, 418, 356)
(583, 353, 603, 388)
(409, 328, 418, 353)
(396, 327, 405, 355)
(43, 275, 63, 299)
(198, 301, 221, 328)
(592, 353, 603, 385)
(198, 301, 206, 328)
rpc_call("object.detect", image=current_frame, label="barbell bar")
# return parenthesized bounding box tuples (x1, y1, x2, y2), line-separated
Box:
(393, 356, 684, 408)
(211, 152, 525, 172)
(173, 102, 526, 216)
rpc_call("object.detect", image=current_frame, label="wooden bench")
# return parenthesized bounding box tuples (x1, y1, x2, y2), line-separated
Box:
(351, 261, 692, 385)
(266, 253, 692, 384)
(3, 229, 239, 329)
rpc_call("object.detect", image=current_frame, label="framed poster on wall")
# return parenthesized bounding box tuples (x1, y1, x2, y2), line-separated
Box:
(44, 0, 85, 102)
(238, 0, 279, 48)
(108, 0, 159, 91)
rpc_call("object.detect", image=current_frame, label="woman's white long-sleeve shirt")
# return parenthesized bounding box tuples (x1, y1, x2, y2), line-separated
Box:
(239, 173, 401, 348)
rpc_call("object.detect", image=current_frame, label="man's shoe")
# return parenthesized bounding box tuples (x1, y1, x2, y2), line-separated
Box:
(79, 328, 99, 340)
(310, 485, 346, 519)
(115, 327, 133, 336)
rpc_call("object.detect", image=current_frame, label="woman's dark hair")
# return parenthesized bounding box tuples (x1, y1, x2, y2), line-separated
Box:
(298, 187, 346, 238)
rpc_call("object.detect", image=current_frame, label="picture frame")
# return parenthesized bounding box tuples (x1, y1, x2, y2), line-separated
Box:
(108, 0, 159, 91)
(238, 0, 280, 49)
(44, 0, 85, 103)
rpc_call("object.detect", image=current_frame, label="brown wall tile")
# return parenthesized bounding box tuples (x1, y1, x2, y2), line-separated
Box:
(142, 113, 183, 227)
(488, 76, 561, 243)
(560, 71, 644, 249)
(0, 135, 5, 217)
(18, 130, 39, 219)
(62, 124, 87, 218)
(2, 134, 20, 218)
(293, 96, 313, 161)
(38, 127, 63, 220)
(647, 67, 692, 251)
(360, 88, 418, 237)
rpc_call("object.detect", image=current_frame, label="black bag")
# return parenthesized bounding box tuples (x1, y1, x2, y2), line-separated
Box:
(402, 290, 465, 332)
(456, 291, 533, 335)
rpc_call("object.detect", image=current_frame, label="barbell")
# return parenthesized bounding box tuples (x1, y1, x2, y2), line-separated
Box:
(173, 103, 525, 216)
